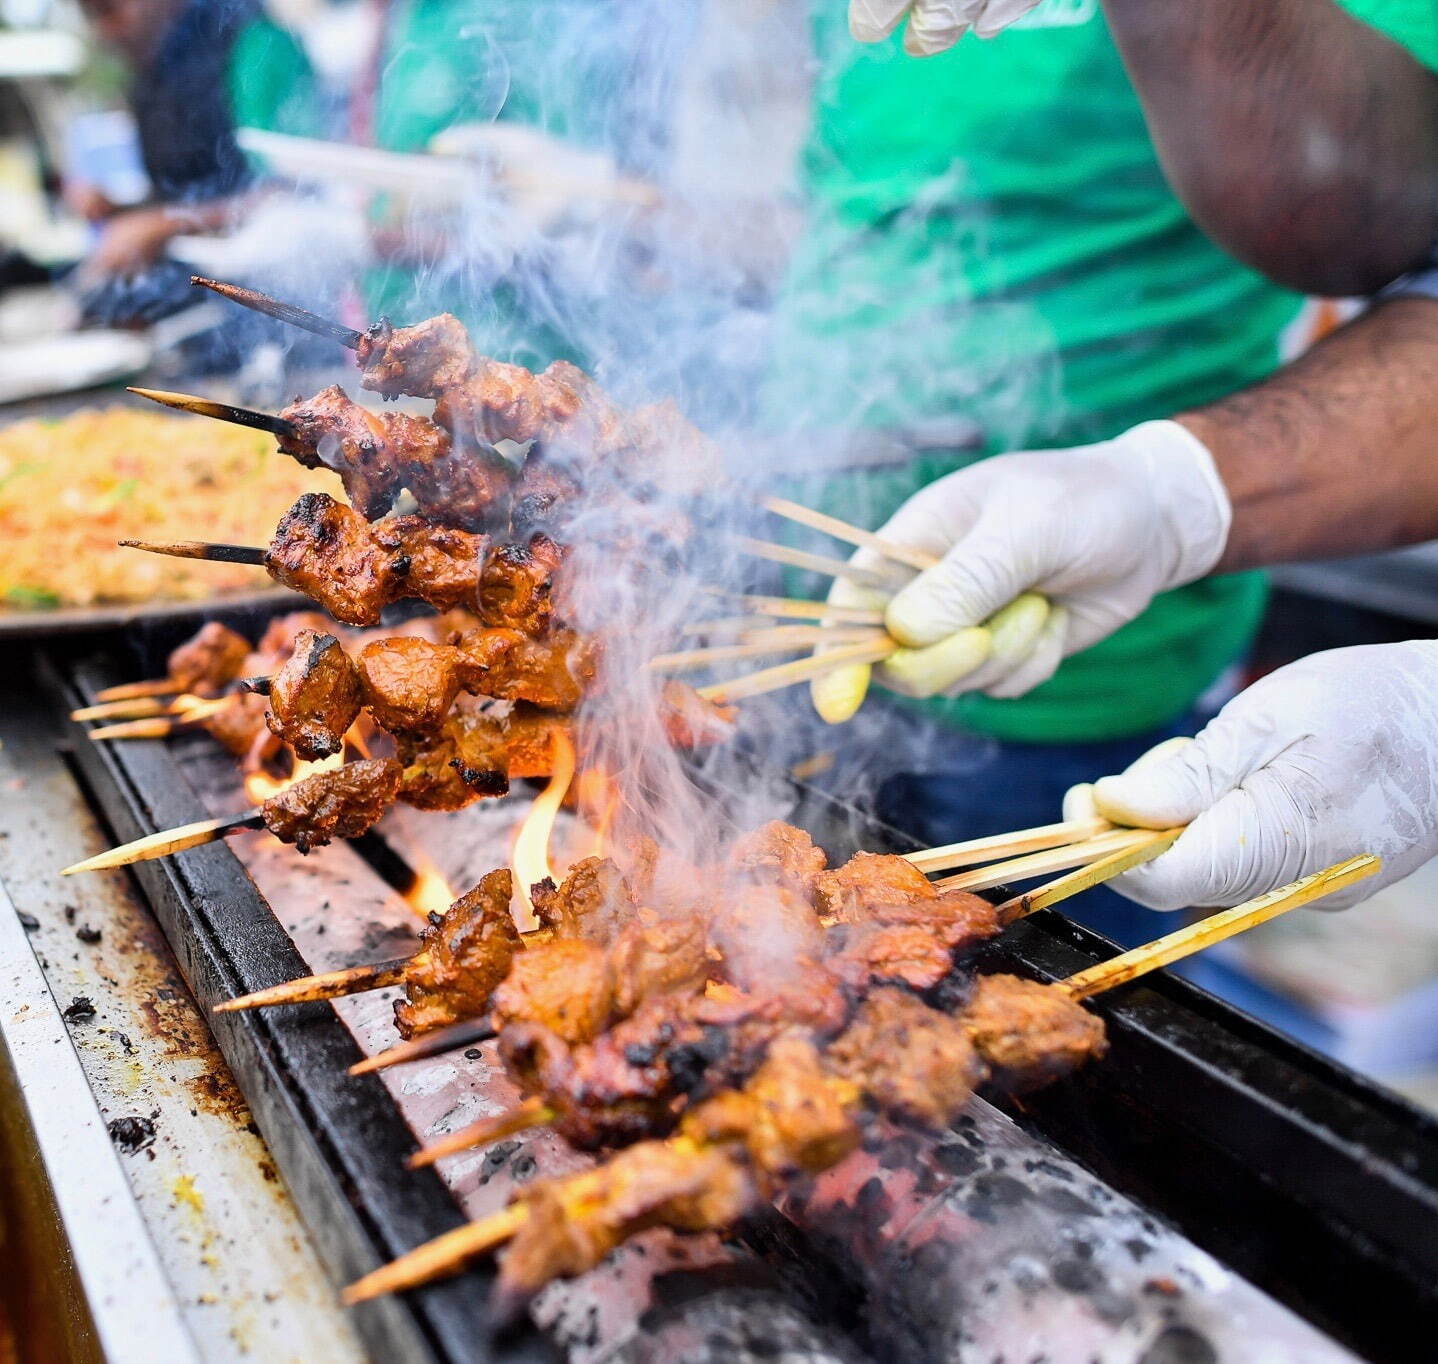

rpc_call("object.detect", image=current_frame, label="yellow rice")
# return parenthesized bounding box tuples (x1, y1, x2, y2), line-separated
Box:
(0, 408, 336, 609)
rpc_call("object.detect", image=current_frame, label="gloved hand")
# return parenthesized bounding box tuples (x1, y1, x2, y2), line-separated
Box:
(1063, 641, 1438, 911)
(812, 421, 1230, 719)
(850, 0, 1044, 55)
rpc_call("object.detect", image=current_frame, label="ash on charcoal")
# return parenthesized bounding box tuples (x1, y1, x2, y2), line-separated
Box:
(108, 1115, 156, 1154)
(477, 1138, 520, 1184)
(75, 923, 101, 944)
(1039, 1187, 1099, 1217)
(111, 1030, 135, 1055)
(933, 1142, 979, 1177)
(63, 996, 96, 1023)
(1138, 1325, 1217, 1364)
(963, 1173, 1029, 1223)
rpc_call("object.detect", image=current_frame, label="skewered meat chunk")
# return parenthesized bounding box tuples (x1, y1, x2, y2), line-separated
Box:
(357, 314, 476, 400)
(398, 427, 514, 532)
(822, 921, 961, 992)
(264, 493, 488, 625)
(730, 821, 827, 895)
(529, 856, 637, 943)
(393, 870, 522, 1037)
(203, 691, 273, 759)
(814, 851, 936, 919)
(658, 682, 737, 750)
(963, 974, 1107, 1092)
(491, 939, 614, 1044)
(501, 1139, 755, 1304)
(477, 537, 563, 635)
(278, 384, 406, 518)
(356, 637, 464, 737)
(167, 621, 251, 696)
(433, 358, 588, 449)
(823, 989, 986, 1129)
(265, 629, 362, 759)
(681, 1036, 859, 1183)
(259, 757, 402, 853)
(460, 627, 597, 710)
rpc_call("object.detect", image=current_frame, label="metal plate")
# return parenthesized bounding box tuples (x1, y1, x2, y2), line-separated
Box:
(0, 589, 306, 640)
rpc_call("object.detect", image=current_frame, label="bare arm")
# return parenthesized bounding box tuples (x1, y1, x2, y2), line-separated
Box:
(1102, 0, 1438, 296)
(1178, 298, 1438, 570)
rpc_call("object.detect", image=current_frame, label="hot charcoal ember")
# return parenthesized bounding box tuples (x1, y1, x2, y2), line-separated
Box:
(393, 870, 522, 1037)
(166, 621, 251, 696)
(265, 629, 362, 760)
(259, 757, 402, 853)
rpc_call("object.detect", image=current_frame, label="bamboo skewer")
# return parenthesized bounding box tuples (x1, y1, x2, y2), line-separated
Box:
(94, 679, 181, 702)
(349, 1016, 498, 1075)
(905, 817, 1113, 875)
(213, 957, 412, 1013)
(696, 638, 898, 705)
(191, 276, 364, 350)
(994, 828, 1184, 925)
(716, 594, 886, 626)
(934, 827, 1156, 894)
(343, 853, 1379, 1304)
(735, 537, 907, 591)
(648, 632, 886, 674)
(88, 718, 182, 742)
(128, 387, 298, 439)
(72, 696, 173, 722)
(760, 496, 939, 574)
(61, 810, 264, 875)
(407, 1098, 555, 1170)
(1062, 854, 1380, 999)
(120, 538, 267, 565)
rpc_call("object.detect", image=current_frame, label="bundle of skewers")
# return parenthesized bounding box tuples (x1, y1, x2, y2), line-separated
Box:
(202, 816, 1377, 1314)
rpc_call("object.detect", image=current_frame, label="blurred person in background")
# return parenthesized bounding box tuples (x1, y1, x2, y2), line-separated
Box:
(70, 0, 314, 281)
(771, 0, 1438, 942)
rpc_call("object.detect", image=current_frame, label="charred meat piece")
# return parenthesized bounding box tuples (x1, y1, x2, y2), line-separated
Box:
(396, 732, 509, 812)
(681, 1036, 859, 1183)
(814, 851, 935, 919)
(265, 629, 362, 759)
(607, 915, 709, 1017)
(730, 822, 827, 896)
(393, 870, 522, 1037)
(259, 756, 402, 853)
(264, 494, 487, 625)
(252, 610, 335, 663)
(963, 974, 1107, 1092)
(712, 885, 824, 992)
(202, 691, 272, 759)
(357, 314, 477, 400)
(822, 921, 960, 993)
(824, 989, 986, 1129)
(399, 428, 515, 532)
(277, 384, 406, 517)
(529, 856, 637, 943)
(356, 636, 464, 737)
(460, 627, 596, 710)
(167, 621, 251, 696)
(432, 358, 587, 448)
(490, 939, 615, 1044)
(477, 536, 563, 635)
(500, 1138, 755, 1304)
(658, 681, 737, 750)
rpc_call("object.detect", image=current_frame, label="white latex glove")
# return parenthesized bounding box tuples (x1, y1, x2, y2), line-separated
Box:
(1064, 642, 1438, 911)
(850, 0, 1043, 55)
(864, 420, 1230, 701)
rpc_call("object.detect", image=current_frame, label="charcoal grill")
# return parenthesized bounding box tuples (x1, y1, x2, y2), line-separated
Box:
(17, 603, 1438, 1363)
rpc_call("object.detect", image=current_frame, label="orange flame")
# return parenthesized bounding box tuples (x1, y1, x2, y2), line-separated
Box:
(244, 751, 344, 805)
(511, 729, 577, 931)
(403, 853, 455, 918)
(573, 766, 621, 859)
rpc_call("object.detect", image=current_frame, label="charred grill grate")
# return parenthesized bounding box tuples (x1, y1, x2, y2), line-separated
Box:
(33, 609, 1438, 1363)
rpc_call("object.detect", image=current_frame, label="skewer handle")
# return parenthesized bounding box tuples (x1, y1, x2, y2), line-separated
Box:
(760, 496, 938, 573)
(905, 816, 1113, 875)
(1062, 854, 1381, 1000)
(191, 277, 363, 350)
(61, 810, 263, 875)
(996, 828, 1182, 924)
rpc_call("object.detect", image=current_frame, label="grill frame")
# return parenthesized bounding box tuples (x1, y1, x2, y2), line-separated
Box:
(41, 613, 1438, 1363)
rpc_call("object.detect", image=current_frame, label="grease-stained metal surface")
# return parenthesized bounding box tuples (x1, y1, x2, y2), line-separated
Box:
(0, 673, 364, 1364)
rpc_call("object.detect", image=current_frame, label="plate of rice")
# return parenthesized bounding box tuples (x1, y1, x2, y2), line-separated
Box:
(0, 405, 337, 633)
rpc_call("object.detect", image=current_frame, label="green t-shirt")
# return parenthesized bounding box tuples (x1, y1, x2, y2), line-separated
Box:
(771, 0, 1435, 744)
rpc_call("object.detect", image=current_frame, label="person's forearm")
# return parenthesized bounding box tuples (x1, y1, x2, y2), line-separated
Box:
(1101, 0, 1438, 295)
(1177, 299, 1438, 571)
